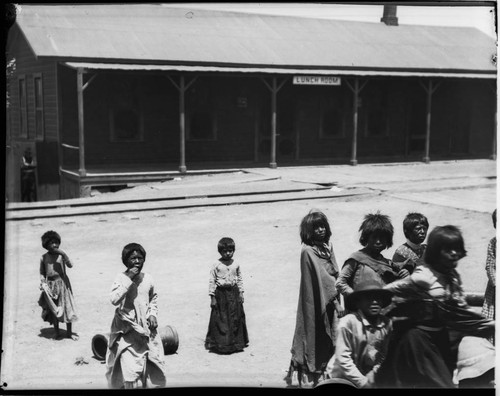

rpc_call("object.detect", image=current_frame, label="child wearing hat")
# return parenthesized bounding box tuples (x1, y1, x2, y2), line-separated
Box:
(327, 280, 393, 388)
(105, 243, 167, 389)
(38, 230, 78, 340)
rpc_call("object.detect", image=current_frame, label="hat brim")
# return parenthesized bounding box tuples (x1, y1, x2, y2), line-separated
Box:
(345, 288, 393, 311)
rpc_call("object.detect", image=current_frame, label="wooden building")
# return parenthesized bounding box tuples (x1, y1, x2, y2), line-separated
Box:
(5, 4, 496, 201)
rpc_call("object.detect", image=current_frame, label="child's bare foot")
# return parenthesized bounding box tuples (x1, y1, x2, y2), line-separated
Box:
(69, 333, 79, 341)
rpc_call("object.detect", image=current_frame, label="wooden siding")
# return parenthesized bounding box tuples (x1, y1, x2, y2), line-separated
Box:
(7, 26, 59, 143)
(6, 26, 61, 201)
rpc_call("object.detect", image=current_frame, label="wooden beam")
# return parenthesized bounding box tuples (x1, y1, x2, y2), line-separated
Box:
(179, 75, 187, 173)
(418, 80, 441, 164)
(261, 77, 288, 169)
(346, 78, 367, 166)
(77, 68, 86, 176)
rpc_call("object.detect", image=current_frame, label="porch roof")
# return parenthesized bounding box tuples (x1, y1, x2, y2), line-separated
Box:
(15, 4, 497, 76)
(63, 61, 495, 79)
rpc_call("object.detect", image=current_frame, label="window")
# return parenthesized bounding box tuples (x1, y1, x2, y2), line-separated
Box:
(319, 94, 345, 138)
(109, 79, 144, 142)
(34, 74, 44, 140)
(110, 106, 143, 142)
(18, 76, 28, 139)
(187, 80, 217, 141)
(362, 86, 389, 137)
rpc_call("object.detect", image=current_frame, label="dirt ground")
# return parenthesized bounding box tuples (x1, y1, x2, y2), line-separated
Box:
(1, 184, 496, 390)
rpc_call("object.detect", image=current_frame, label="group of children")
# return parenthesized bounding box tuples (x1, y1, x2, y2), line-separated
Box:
(283, 209, 496, 389)
(37, 207, 495, 389)
(37, 231, 248, 389)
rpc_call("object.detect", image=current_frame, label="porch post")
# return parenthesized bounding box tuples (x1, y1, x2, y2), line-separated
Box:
(490, 82, 497, 160)
(260, 76, 288, 169)
(76, 68, 86, 176)
(179, 76, 187, 173)
(418, 80, 441, 164)
(345, 78, 367, 166)
(270, 77, 277, 169)
(423, 80, 433, 164)
(492, 110, 497, 160)
(351, 79, 359, 166)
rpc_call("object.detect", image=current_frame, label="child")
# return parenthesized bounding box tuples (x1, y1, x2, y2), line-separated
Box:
(327, 280, 393, 388)
(285, 209, 344, 388)
(336, 212, 402, 301)
(392, 212, 429, 277)
(38, 230, 78, 340)
(205, 237, 249, 354)
(105, 243, 167, 389)
(481, 209, 496, 345)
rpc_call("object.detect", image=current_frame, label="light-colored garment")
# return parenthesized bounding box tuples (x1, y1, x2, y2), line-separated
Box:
(208, 259, 244, 296)
(38, 253, 77, 323)
(105, 272, 166, 389)
(482, 236, 496, 345)
(482, 237, 496, 320)
(328, 311, 392, 388)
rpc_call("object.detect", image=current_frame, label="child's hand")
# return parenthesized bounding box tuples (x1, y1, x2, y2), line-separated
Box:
(239, 293, 244, 303)
(126, 267, 140, 280)
(51, 248, 65, 256)
(336, 308, 346, 318)
(397, 268, 410, 279)
(363, 371, 375, 388)
(210, 296, 217, 308)
(147, 315, 158, 331)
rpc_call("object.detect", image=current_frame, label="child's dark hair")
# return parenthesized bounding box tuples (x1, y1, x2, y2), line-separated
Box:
(299, 209, 332, 245)
(359, 212, 394, 248)
(41, 230, 61, 249)
(218, 237, 235, 254)
(403, 212, 429, 239)
(492, 209, 496, 229)
(121, 242, 146, 265)
(424, 225, 467, 264)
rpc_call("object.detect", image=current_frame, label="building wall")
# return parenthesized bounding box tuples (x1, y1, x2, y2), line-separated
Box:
(6, 26, 60, 202)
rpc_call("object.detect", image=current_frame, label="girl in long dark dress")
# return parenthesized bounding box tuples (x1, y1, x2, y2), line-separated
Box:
(205, 237, 249, 354)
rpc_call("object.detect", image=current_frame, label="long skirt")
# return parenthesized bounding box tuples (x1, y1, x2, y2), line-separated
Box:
(205, 285, 249, 354)
(38, 276, 78, 325)
(376, 322, 455, 388)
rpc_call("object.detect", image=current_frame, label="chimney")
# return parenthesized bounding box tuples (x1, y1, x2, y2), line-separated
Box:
(381, 5, 398, 26)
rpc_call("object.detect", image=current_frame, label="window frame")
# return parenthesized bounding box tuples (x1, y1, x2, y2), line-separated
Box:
(18, 75, 28, 139)
(109, 105, 145, 143)
(318, 94, 346, 139)
(33, 73, 44, 141)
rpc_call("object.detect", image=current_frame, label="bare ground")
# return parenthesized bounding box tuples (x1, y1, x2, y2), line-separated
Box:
(1, 184, 496, 390)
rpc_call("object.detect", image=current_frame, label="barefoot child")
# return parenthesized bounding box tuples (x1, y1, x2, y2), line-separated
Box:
(285, 209, 344, 388)
(38, 230, 78, 340)
(205, 237, 249, 354)
(105, 243, 167, 389)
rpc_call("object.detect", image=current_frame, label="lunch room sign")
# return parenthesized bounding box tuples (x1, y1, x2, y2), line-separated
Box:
(293, 76, 341, 85)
